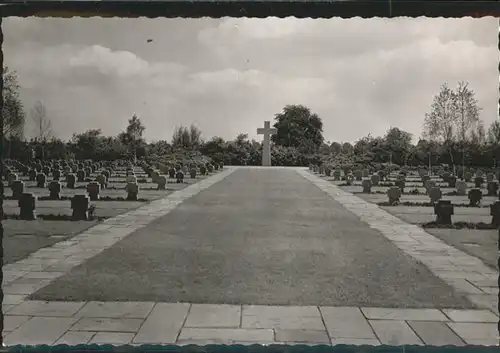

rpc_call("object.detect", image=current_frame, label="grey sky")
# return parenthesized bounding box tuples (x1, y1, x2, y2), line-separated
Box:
(4, 17, 498, 144)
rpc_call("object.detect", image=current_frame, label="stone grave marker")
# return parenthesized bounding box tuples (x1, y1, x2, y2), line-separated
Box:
(434, 200, 454, 225)
(71, 194, 90, 221)
(468, 188, 482, 207)
(18, 192, 37, 220)
(126, 182, 139, 201)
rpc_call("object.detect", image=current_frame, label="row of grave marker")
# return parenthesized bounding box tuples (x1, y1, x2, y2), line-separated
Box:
(4, 159, 224, 221)
(310, 164, 500, 227)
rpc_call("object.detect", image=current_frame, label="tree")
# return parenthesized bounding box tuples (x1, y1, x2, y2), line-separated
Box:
(29, 101, 53, 161)
(31, 101, 52, 142)
(423, 83, 457, 143)
(271, 105, 324, 153)
(455, 81, 481, 143)
(235, 133, 248, 145)
(318, 142, 331, 155)
(3, 67, 26, 139)
(454, 81, 482, 173)
(189, 124, 202, 147)
(469, 120, 486, 145)
(119, 114, 145, 162)
(172, 126, 187, 148)
(72, 129, 104, 160)
(423, 83, 459, 169)
(329, 142, 342, 155)
(487, 120, 500, 167)
(172, 124, 202, 149)
(487, 120, 500, 145)
(199, 136, 227, 163)
(353, 134, 375, 162)
(341, 142, 353, 154)
(424, 81, 484, 173)
(383, 127, 413, 165)
(413, 139, 442, 169)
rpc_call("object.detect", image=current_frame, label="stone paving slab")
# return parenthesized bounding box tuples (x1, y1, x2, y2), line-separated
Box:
(185, 304, 241, 328)
(3, 301, 498, 346)
(424, 228, 497, 270)
(406, 321, 465, 346)
(298, 169, 499, 315)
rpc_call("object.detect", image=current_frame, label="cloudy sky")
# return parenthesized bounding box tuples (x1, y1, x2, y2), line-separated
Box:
(4, 17, 498, 144)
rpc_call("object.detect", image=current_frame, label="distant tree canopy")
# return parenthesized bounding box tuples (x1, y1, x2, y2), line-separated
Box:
(171, 124, 202, 149)
(271, 105, 324, 153)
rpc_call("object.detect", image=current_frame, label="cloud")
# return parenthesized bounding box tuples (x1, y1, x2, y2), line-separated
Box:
(3, 17, 497, 144)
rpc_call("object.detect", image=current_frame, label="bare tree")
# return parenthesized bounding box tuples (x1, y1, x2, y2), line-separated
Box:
(423, 83, 458, 169)
(31, 101, 52, 142)
(455, 82, 481, 142)
(189, 124, 202, 147)
(423, 83, 457, 143)
(469, 120, 486, 145)
(172, 124, 202, 149)
(454, 81, 482, 174)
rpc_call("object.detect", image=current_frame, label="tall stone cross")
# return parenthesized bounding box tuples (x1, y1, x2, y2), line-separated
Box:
(257, 121, 277, 167)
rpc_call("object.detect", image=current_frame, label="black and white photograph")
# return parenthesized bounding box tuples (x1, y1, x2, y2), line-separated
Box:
(1, 16, 499, 346)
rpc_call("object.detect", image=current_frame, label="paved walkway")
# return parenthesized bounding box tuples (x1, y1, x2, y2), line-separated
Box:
(3, 301, 498, 346)
(2, 167, 498, 346)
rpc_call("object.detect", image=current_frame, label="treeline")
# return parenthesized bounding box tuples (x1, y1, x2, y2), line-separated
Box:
(2, 67, 499, 168)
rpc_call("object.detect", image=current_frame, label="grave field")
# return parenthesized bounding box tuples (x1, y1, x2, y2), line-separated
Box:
(3, 160, 222, 266)
(30, 168, 474, 309)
